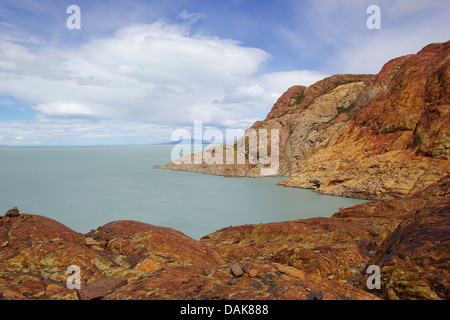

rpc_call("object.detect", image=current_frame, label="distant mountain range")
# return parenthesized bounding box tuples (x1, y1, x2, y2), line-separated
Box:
(155, 139, 217, 145)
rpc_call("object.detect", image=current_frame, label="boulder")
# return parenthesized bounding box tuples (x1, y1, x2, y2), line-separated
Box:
(5, 206, 19, 218)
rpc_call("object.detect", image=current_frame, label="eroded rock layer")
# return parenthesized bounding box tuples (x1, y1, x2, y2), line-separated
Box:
(162, 41, 450, 200)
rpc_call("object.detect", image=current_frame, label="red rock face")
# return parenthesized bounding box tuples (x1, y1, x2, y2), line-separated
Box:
(353, 41, 450, 159)
(281, 42, 450, 199)
(163, 41, 449, 200)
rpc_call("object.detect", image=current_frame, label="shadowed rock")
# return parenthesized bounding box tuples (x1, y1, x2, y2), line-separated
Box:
(5, 207, 19, 218)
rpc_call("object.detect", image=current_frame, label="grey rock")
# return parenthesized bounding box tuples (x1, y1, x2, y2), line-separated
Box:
(229, 262, 244, 278)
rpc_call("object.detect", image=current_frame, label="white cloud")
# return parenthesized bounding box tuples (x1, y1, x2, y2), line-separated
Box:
(0, 41, 69, 79)
(222, 84, 268, 104)
(0, 117, 175, 145)
(219, 70, 327, 121)
(177, 10, 206, 24)
(255, 70, 326, 92)
(1, 21, 272, 124)
(0, 19, 327, 144)
(31, 101, 104, 118)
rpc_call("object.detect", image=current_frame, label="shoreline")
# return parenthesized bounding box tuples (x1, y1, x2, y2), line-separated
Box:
(0, 173, 448, 300)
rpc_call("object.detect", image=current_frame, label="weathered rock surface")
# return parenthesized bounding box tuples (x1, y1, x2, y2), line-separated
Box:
(364, 200, 449, 300)
(0, 175, 447, 300)
(0, 212, 381, 300)
(5, 206, 19, 218)
(161, 41, 450, 200)
(0, 214, 112, 283)
(202, 174, 450, 299)
(0, 216, 223, 300)
(103, 262, 380, 300)
(85, 220, 224, 273)
(361, 175, 450, 300)
(200, 197, 429, 285)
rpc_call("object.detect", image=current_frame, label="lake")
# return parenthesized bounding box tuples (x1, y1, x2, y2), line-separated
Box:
(0, 146, 367, 240)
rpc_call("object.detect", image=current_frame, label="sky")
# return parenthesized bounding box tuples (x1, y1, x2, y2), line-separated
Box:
(0, 0, 449, 145)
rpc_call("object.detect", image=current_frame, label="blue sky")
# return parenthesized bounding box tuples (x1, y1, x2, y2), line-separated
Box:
(0, 0, 449, 145)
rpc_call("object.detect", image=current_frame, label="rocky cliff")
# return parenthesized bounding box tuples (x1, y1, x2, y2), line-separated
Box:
(1, 41, 449, 301)
(162, 41, 450, 200)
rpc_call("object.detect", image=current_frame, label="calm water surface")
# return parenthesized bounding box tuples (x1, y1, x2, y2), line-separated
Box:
(0, 146, 367, 240)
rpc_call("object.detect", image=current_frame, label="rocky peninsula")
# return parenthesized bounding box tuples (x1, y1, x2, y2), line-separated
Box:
(0, 41, 449, 300)
(162, 41, 449, 201)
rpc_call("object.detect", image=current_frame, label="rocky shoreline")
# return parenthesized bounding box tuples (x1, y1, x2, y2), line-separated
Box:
(1, 41, 449, 300)
(0, 174, 448, 300)
(161, 41, 450, 200)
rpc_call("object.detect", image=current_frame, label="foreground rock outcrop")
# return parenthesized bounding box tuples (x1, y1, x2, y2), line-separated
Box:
(0, 211, 379, 300)
(202, 174, 449, 300)
(0, 175, 448, 300)
(161, 41, 450, 200)
(362, 176, 450, 300)
(0, 216, 223, 299)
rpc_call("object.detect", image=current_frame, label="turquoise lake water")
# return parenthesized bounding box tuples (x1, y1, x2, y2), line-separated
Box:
(0, 146, 367, 240)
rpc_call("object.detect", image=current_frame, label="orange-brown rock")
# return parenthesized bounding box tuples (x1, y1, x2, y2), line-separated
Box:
(353, 42, 450, 159)
(85, 220, 224, 273)
(104, 262, 379, 300)
(279, 42, 450, 199)
(363, 200, 449, 300)
(0, 214, 112, 284)
(0, 272, 47, 300)
(0, 210, 384, 300)
(161, 41, 450, 200)
(0, 215, 224, 300)
(200, 198, 431, 285)
(361, 174, 449, 300)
